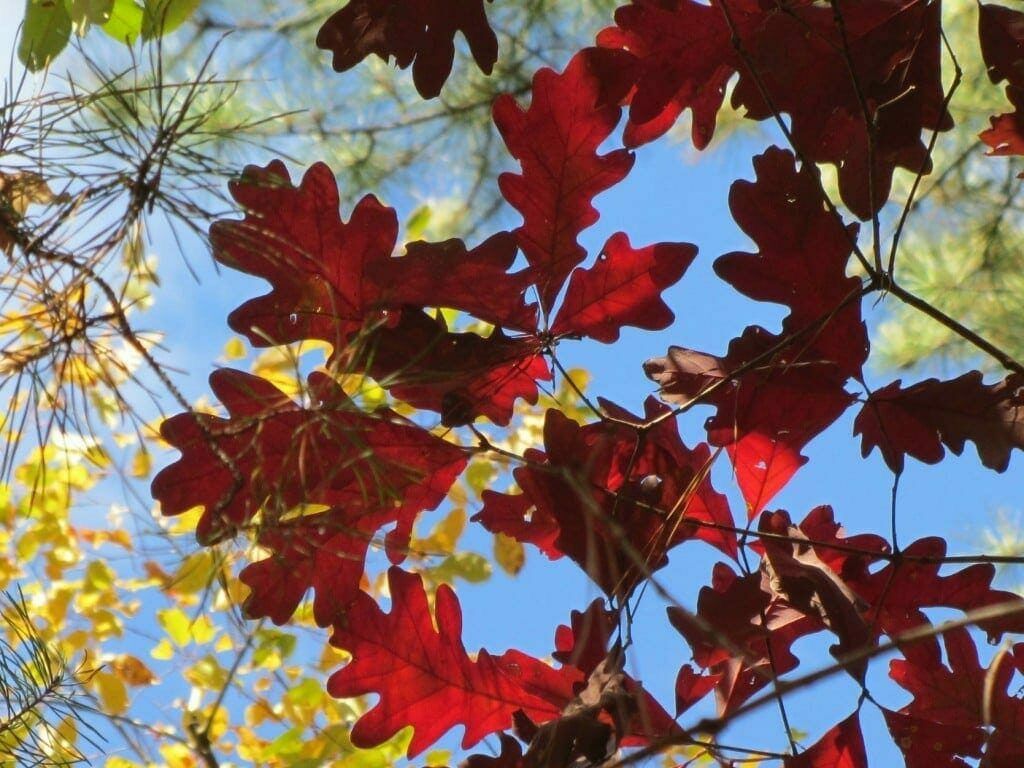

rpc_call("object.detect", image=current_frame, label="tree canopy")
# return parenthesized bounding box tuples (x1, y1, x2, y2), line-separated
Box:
(4, 0, 1024, 766)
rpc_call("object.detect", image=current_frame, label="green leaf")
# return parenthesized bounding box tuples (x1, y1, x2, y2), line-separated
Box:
(18, 0, 73, 71)
(69, 0, 113, 34)
(141, 0, 199, 39)
(100, 0, 143, 44)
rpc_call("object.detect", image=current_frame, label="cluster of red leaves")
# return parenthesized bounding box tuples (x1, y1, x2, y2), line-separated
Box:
(152, 1, 1024, 766)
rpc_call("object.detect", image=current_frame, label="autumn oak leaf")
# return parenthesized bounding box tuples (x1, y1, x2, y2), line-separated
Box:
(551, 232, 696, 343)
(785, 712, 867, 768)
(213, 160, 535, 348)
(979, 3, 1024, 167)
(601, 0, 949, 218)
(475, 402, 736, 598)
(316, 0, 498, 98)
(327, 567, 579, 756)
(854, 372, 1024, 473)
(494, 48, 637, 311)
(151, 369, 466, 623)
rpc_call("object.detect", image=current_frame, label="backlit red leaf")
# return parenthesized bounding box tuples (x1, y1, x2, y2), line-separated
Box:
(890, 628, 1024, 763)
(213, 161, 535, 348)
(151, 370, 466, 606)
(785, 712, 867, 768)
(474, 401, 736, 597)
(852, 536, 1024, 642)
(327, 567, 579, 756)
(551, 232, 695, 343)
(494, 48, 636, 311)
(602, 0, 950, 218)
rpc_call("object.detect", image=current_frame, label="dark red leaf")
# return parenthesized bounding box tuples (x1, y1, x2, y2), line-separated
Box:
(350, 309, 551, 426)
(151, 369, 465, 558)
(854, 372, 1024, 473)
(475, 401, 735, 597)
(882, 708, 982, 768)
(596, 0, 733, 149)
(715, 148, 866, 379)
(889, 628, 1024, 764)
(494, 48, 636, 311)
(552, 600, 617, 677)
(373, 232, 538, 332)
(784, 712, 867, 768)
(674, 664, 719, 716)
(669, 562, 816, 714)
(601, 0, 950, 218)
(646, 327, 857, 518)
(463, 734, 525, 768)
(757, 511, 873, 680)
(239, 513, 377, 626)
(327, 567, 579, 756)
(213, 161, 535, 348)
(551, 232, 695, 343)
(979, 3, 1024, 167)
(316, 0, 498, 98)
(646, 149, 865, 514)
(852, 536, 1024, 642)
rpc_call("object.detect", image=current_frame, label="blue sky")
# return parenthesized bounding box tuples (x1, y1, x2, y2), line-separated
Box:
(3, 5, 1024, 764)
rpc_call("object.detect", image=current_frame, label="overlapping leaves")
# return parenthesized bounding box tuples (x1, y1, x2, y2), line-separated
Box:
(150, 1, 1024, 766)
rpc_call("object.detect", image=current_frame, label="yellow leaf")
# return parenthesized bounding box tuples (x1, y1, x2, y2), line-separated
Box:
(168, 550, 219, 596)
(157, 607, 191, 645)
(494, 533, 525, 576)
(130, 448, 151, 478)
(92, 670, 128, 714)
(222, 335, 247, 361)
(150, 639, 174, 661)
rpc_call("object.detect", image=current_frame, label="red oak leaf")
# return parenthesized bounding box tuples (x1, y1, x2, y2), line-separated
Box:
(890, 628, 1024, 763)
(979, 3, 1024, 168)
(596, 0, 733, 149)
(715, 149, 867, 379)
(151, 369, 466, 554)
(854, 372, 1024, 473)
(646, 327, 856, 518)
(646, 149, 865, 514)
(213, 162, 394, 349)
(316, 0, 498, 98)
(494, 48, 636, 311)
(981, 86, 1024, 159)
(474, 482, 562, 559)
(238, 512, 378, 627)
(755, 506, 890, 582)
(551, 232, 696, 343)
(882, 708, 982, 768)
(327, 567, 579, 756)
(601, 0, 949, 218)
(475, 401, 736, 597)
(851, 536, 1024, 642)
(785, 712, 867, 768)
(669, 562, 817, 714)
(375, 233, 537, 332)
(349, 309, 550, 426)
(674, 664, 719, 716)
(552, 600, 617, 677)
(757, 512, 873, 679)
(213, 161, 535, 348)
(547, 605, 679, 745)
